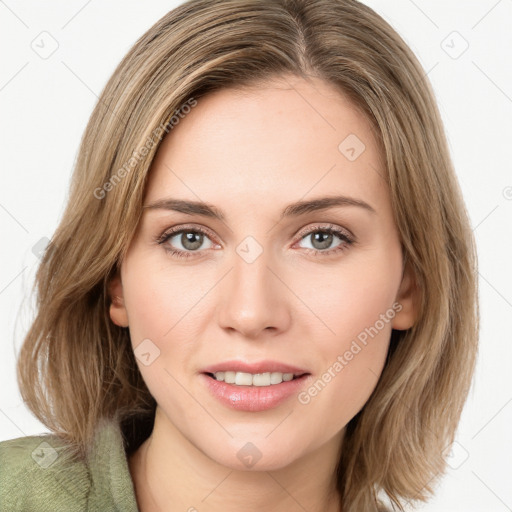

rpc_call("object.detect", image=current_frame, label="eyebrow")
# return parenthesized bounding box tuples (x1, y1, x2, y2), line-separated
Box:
(143, 195, 376, 221)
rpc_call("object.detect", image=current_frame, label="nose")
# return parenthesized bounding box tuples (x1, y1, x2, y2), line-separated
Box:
(217, 245, 291, 339)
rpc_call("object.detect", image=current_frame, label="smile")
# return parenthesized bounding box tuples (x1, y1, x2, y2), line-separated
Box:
(208, 371, 303, 386)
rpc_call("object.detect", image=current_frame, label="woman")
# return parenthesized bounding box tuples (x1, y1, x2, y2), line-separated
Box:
(0, 0, 478, 510)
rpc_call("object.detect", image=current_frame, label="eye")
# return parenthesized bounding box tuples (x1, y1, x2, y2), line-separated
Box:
(294, 224, 354, 256)
(156, 225, 218, 259)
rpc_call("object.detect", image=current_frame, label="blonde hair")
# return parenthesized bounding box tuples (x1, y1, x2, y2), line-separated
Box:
(17, 0, 478, 510)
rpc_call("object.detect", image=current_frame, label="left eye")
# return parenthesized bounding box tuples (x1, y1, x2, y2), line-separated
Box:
(297, 229, 348, 252)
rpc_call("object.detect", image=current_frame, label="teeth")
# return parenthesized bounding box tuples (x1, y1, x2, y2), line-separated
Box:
(212, 371, 297, 386)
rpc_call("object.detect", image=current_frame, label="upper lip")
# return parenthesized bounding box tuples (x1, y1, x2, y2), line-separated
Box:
(201, 360, 310, 375)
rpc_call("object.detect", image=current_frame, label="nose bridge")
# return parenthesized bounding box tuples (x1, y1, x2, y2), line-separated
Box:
(233, 247, 270, 295)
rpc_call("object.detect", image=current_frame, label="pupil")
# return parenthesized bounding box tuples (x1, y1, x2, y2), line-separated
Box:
(313, 232, 332, 250)
(182, 232, 203, 250)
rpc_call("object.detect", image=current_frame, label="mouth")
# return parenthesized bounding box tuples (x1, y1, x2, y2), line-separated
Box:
(200, 359, 311, 388)
(201, 369, 312, 412)
(204, 371, 308, 387)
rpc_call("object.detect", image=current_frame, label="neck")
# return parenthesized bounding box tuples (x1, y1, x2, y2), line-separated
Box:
(129, 407, 344, 512)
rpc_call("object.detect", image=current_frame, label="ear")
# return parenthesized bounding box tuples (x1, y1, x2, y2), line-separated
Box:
(108, 272, 129, 328)
(391, 259, 419, 331)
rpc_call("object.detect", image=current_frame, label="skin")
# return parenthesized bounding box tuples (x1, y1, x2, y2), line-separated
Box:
(109, 74, 418, 512)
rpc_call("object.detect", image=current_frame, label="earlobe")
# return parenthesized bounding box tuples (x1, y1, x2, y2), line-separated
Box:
(391, 260, 419, 331)
(108, 273, 129, 327)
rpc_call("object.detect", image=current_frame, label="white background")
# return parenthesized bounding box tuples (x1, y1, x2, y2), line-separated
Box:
(1, 1, 511, 511)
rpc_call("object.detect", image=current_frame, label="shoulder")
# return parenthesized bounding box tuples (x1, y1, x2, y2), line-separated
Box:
(0, 431, 90, 511)
(0, 417, 139, 511)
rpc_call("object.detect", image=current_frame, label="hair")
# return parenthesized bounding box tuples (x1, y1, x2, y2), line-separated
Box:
(16, 0, 478, 510)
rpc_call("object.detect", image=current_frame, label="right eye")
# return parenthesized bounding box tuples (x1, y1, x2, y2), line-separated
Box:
(157, 225, 218, 259)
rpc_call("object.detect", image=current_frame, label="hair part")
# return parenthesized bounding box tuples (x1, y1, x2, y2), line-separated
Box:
(17, 1, 478, 510)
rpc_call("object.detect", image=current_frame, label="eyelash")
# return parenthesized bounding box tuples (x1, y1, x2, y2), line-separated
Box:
(154, 223, 355, 260)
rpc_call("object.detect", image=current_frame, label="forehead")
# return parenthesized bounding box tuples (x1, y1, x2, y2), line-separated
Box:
(143, 76, 387, 215)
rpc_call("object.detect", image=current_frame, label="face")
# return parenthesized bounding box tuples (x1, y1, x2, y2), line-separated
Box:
(109, 75, 417, 471)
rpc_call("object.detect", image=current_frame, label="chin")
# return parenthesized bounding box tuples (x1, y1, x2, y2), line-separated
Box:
(200, 435, 305, 472)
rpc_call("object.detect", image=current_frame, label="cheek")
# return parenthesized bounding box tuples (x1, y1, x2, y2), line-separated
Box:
(292, 248, 402, 345)
(120, 257, 217, 396)
(122, 255, 210, 343)
(120, 264, 197, 419)
(292, 252, 400, 420)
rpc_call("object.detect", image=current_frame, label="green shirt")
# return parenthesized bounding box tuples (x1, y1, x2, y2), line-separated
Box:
(0, 417, 139, 511)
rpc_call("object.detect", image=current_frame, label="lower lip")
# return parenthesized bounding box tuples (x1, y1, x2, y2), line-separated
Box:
(201, 373, 311, 412)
